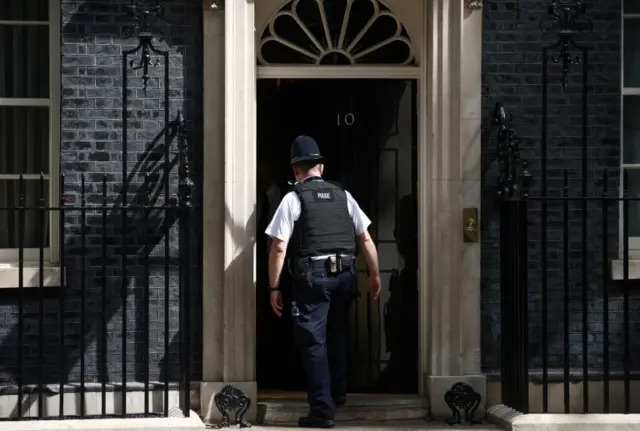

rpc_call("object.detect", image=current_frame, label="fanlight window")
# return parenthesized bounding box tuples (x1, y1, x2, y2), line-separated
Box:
(258, 0, 415, 66)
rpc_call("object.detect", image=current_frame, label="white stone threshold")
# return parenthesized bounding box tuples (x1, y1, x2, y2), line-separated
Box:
(487, 404, 640, 430)
(237, 421, 499, 430)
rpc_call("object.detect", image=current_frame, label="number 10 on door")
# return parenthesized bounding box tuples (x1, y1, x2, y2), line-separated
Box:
(336, 113, 355, 127)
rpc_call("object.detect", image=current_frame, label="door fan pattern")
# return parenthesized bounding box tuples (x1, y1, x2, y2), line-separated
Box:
(258, 0, 415, 65)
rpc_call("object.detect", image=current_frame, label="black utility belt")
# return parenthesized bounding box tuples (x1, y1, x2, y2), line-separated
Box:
(295, 254, 355, 274)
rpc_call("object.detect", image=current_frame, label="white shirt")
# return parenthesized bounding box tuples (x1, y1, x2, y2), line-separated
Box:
(256, 182, 282, 229)
(265, 187, 371, 243)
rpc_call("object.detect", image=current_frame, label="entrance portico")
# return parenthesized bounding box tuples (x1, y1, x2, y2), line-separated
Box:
(199, 0, 484, 421)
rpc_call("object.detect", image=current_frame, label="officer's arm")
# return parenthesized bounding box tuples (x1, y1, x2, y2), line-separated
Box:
(265, 192, 296, 288)
(346, 191, 379, 277)
(268, 238, 288, 289)
(358, 231, 380, 278)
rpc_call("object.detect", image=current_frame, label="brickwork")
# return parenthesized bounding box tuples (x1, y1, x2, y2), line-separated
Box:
(0, 0, 203, 385)
(481, 0, 626, 373)
(0, 0, 627, 388)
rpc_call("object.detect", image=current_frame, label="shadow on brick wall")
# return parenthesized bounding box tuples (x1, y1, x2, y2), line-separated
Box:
(0, 0, 204, 398)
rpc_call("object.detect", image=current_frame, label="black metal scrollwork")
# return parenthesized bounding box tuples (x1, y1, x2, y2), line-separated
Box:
(444, 382, 482, 425)
(540, 0, 593, 90)
(124, 0, 170, 93)
(495, 103, 532, 201)
(213, 385, 252, 428)
(176, 111, 194, 206)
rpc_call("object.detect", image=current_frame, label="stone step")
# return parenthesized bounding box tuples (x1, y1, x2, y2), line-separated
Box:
(249, 420, 501, 430)
(257, 393, 430, 424)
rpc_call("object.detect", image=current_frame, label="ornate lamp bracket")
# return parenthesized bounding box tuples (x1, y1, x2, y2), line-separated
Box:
(541, 0, 593, 90)
(124, 0, 170, 94)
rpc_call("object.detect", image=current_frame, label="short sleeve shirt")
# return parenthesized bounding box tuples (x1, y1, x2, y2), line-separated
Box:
(265, 186, 371, 243)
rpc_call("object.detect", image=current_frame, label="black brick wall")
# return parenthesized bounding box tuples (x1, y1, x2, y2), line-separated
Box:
(481, 0, 628, 374)
(0, 0, 203, 385)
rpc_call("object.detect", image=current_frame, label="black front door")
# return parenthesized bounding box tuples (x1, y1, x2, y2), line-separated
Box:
(256, 79, 418, 394)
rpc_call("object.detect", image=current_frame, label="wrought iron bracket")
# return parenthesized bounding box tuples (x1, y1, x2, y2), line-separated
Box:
(124, 0, 170, 94)
(541, 0, 593, 90)
(494, 103, 532, 201)
(212, 385, 252, 428)
(444, 382, 482, 425)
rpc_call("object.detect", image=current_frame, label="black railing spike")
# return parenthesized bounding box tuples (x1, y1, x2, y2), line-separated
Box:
(59, 172, 66, 418)
(17, 174, 24, 419)
(494, 103, 531, 201)
(101, 174, 108, 417)
(37, 172, 45, 419)
(143, 172, 151, 416)
(79, 173, 87, 416)
(177, 111, 194, 208)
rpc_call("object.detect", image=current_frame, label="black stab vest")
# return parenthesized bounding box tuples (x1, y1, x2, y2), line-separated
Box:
(289, 178, 356, 259)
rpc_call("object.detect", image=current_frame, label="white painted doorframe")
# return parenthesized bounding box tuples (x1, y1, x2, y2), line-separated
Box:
(255, 65, 427, 396)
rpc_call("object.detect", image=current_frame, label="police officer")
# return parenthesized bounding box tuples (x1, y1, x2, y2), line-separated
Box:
(265, 135, 381, 428)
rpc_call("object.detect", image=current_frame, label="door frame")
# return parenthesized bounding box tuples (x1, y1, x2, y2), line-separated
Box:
(201, 0, 483, 418)
(256, 66, 426, 395)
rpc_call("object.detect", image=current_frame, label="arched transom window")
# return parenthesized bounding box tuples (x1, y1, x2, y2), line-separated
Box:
(258, 0, 415, 66)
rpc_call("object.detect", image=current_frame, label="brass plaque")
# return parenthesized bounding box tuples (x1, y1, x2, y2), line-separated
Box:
(463, 208, 479, 243)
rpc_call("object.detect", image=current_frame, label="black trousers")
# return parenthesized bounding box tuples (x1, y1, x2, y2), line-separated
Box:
(291, 266, 355, 419)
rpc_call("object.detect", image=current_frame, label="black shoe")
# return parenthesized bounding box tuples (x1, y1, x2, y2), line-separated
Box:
(333, 396, 347, 406)
(298, 416, 335, 428)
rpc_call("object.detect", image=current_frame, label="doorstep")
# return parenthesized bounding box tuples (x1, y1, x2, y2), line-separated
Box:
(227, 420, 501, 430)
(257, 393, 429, 424)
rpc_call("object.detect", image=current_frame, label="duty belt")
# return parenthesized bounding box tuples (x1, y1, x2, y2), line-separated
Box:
(309, 254, 354, 262)
(297, 254, 355, 274)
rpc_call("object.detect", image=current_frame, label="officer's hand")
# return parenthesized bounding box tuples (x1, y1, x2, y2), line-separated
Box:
(368, 274, 381, 300)
(270, 290, 283, 318)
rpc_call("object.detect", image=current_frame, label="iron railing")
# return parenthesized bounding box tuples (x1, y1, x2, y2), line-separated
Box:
(493, 0, 630, 414)
(495, 102, 640, 414)
(495, 103, 532, 413)
(0, 116, 192, 421)
(0, 0, 193, 420)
